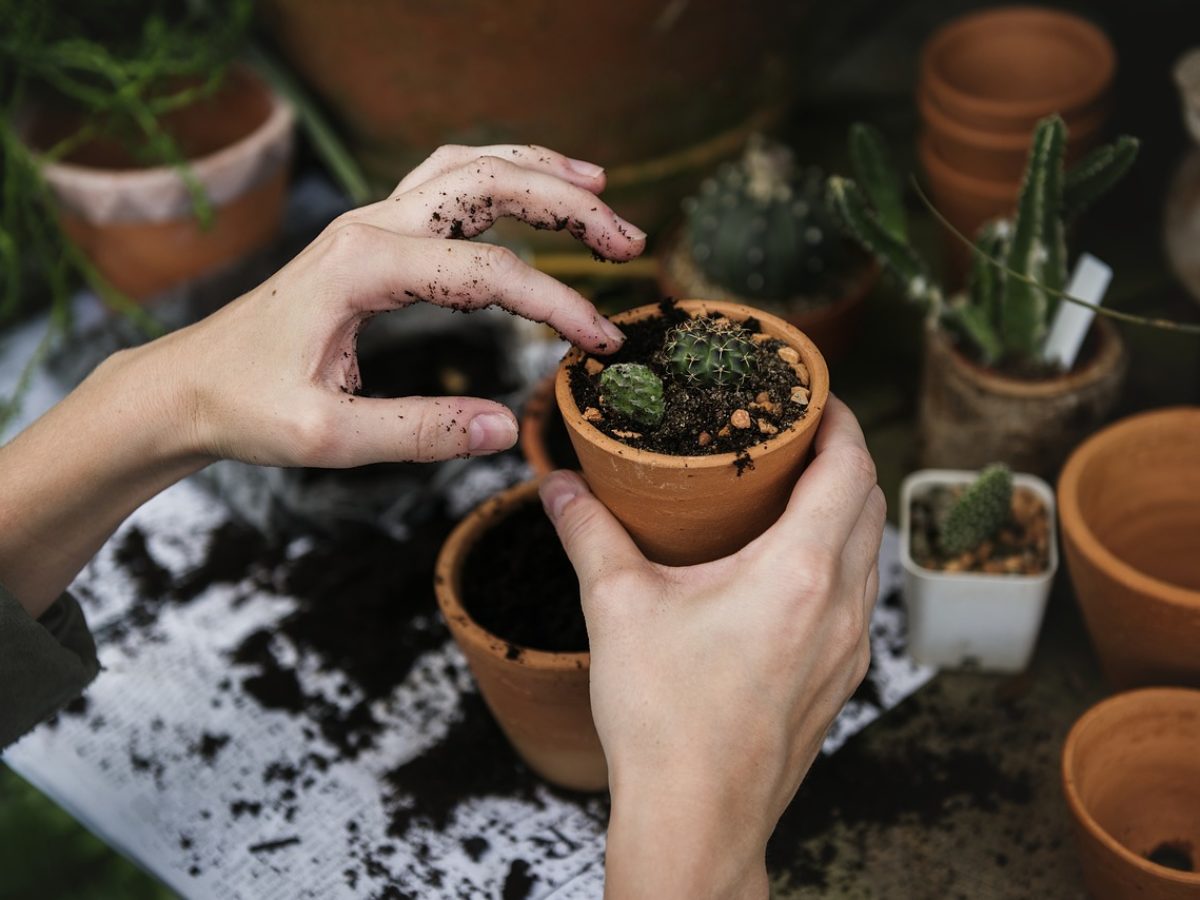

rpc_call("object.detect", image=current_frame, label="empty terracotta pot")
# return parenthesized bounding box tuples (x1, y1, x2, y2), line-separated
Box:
(1062, 687, 1200, 899)
(920, 7, 1115, 135)
(918, 134, 1020, 258)
(556, 299, 829, 566)
(519, 372, 579, 478)
(435, 479, 606, 791)
(1058, 407, 1200, 689)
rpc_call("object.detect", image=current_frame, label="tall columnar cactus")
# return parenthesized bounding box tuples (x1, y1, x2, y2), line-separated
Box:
(938, 464, 1014, 556)
(826, 118, 1139, 368)
(683, 134, 856, 300)
(663, 317, 756, 388)
(599, 363, 665, 429)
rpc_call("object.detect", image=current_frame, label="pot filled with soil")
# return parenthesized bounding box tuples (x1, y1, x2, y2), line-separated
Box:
(556, 297, 828, 566)
(900, 464, 1056, 672)
(435, 479, 604, 792)
(1058, 407, 1200, 689)
(659, 134, 877, 361)
(1062, 687, 1200, 900)
(519, 372, 580, 478)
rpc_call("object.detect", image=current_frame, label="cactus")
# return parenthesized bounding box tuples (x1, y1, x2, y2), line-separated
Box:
(663, 317, 756, 389)
(827, 118, 1138, 368)
(599, 363, 665, 429)
(683, 134, 857, 300)
(848, 122, 906, 242)
(938, 464, 1014, 556)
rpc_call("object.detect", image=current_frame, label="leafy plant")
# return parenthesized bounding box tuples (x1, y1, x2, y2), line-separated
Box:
(598, 362, 665, 429)
(938, 464, 1013, 556)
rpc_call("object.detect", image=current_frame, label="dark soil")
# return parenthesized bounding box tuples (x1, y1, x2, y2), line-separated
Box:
(909, 485, 1051, 575)
(460, 502, 586, 654)
(1146, 840, 1194, 872)
(568, 300, 808, 456)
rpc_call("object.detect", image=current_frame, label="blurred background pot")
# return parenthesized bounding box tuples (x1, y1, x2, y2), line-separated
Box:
(1062, 687, 1200, 899)
(519, 372, 578, 478)
(1058, 407, 1200, 689)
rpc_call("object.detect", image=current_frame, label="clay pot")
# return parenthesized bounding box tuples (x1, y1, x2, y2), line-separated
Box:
(1062, 687, 1200, 899)
(920, 7, 1115, 135)
(556, 299, 829, 566)
(28, 66, 294, 300)
(918, 318, 1127, 478)
(918, 134, 1019, 260)
(435, 479, 605, 791)
(1058, 408, 1200, 689)
(519, 373, 579, 478)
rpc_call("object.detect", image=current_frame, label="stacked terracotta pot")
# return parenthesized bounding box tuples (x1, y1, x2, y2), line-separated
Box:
(918, 7, 1115, 262)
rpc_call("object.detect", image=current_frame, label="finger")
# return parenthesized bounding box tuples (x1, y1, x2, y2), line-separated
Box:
(539, 470, 646, 601)
(862, 565, 880, 620)
(841, 484, 887, 596)
(357, 156, 646, 260)
(312, 224, 626, 353)
(393, 143, 607, 196)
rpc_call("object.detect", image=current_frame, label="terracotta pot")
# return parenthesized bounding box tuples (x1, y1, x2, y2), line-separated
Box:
(918, 134, 1020, 259)
(435, 479, 606, 791)
(918, 318, 1127, 477)
(1058, 408, 1200, 689)
(920, 7, 1115, 135)
(520, 373, 579, 478)
(556, 299, 829, 566)
(1062, 687, 1200, 899)
(29, 66, 294, 301)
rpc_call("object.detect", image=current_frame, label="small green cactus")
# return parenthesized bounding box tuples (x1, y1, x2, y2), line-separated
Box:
(663, 317, 756, 389)
(938, 464, 1014, 556)
(599, 363, 665, 429)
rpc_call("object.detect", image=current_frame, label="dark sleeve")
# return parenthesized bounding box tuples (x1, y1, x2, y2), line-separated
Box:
(0, 583, 100, 750)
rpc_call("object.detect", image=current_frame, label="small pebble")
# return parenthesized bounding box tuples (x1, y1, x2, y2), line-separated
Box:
(777, 346, 800, 365)
(612, 429, 641, 439)
(583, 406, 602, 423)
(585, 358, 605, 376)
(751, 333, 772, 345)
(730, 409, 752, 429)
(697, 431, 712, 447)
(755, 391, 770, 405)
(790, 386, 810, 406)
(794, 362, 810, 386)
(757, 418, 778, 435)
(1003, 556, 1024, 574)
(717, 425, 732, 438)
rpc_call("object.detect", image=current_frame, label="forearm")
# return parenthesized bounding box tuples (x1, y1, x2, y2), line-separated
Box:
(0, 337, 208, 617)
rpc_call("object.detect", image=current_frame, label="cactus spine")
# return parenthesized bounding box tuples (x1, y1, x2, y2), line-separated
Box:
(938, 464, 1014, 556)
(663, 317, 756, 389)
(599, 363, 665, 429)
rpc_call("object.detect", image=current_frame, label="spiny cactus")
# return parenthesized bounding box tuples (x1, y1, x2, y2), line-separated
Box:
(827, 118, 1139, 368)
(938, 464, 1014, 556)
(683, 134, 857, 300)
(599, 363, 664, 429)
(663, 317, 756, 389)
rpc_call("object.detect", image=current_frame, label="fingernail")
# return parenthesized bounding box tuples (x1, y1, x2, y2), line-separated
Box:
(539, 471, 585, 522)
(566, 157, 605, 178)
(613, 215, 647, 242)
(598, 316, 625, 348)
(467, 413, 517, 453)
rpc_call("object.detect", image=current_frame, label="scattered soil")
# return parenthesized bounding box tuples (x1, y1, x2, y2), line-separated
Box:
(568, 300, 808, 456)
(460, 502, 586, 654)
(1146, 840, 1194, 872)
(909, 485, 1051, 575)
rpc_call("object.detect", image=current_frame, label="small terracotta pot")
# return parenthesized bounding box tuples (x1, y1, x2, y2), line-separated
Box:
(918, 318, 1127, 477)
(519, 373, 578, 478)
(556, 299, 829, 566)
(920, 7, 1115, 135)
(435, 479, 606, 791)
(1062, 687, 1200, 899)
(29, 65, 294, 300)
(1058, 408, 1200, 689)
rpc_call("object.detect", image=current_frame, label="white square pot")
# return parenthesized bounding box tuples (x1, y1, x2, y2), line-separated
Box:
(900, 469, 1059, 673)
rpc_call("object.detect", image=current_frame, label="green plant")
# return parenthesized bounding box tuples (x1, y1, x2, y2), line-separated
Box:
(827, 118, 1139, 368)
(938, 464, 1014, 556)
(599, 362, 665, 429)
(682, 134, 859, 301)
(662, 316, 756, 389)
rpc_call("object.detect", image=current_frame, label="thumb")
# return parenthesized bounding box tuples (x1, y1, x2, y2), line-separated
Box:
(539, 470, 646, 599)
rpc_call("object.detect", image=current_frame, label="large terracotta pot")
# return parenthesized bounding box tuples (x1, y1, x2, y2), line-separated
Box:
(257, 0, 809, 233)
(1058, 408, 1200, 689)
(918, 318, 1127, 478)
(1062, 687, 1200, 899)
(556, 299, 829, 566)
(28, 66, 294, 301)
(435, 479, 605, 791)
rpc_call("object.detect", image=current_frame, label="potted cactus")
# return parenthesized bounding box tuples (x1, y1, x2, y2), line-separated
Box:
(900, 464, 1058, 672)
(829, 117, 1138, 476)
(555, 298, 829, 566)
(659, 134, 878, 360)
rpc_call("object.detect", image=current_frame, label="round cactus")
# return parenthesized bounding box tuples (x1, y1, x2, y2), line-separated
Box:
(683, 134, 857, 301)
(599, 363, 665, 429)
(663, 317, 756, 389)
(938, 464, 1014, 556)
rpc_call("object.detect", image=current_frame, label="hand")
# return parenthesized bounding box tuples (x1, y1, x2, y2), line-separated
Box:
(539, 396, 885, 899)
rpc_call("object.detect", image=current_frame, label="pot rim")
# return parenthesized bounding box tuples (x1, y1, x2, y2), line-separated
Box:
(434, 478, 590, 669)
(518, 373, 559, 478)
(555, 299, 830, 470)
(1060, 686, 1200, 886)
(917, 87, 1106, 152)
(1057, 406, 1200, 609)
(920, 7, 1115, 122)
(919, 134, 1020, 198)
(900, 468, 1058, 584)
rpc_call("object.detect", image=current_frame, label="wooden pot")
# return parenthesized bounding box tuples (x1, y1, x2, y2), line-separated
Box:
(434, 479, 605, 791)
(917, 319, 1127, 478)
(556, 299, 829, 566)
(1058, 407, 1200, 689)
(1062, 687, 1200, 899)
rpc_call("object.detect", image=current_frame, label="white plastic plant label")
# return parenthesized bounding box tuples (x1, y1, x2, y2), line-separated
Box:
(1042, 253, 1112, 369)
